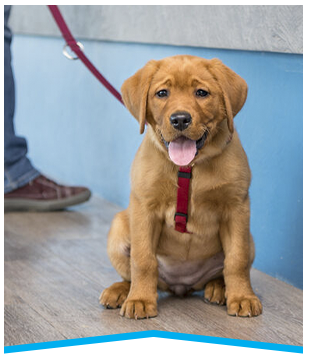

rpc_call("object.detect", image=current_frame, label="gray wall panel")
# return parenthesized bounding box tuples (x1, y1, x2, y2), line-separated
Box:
(9, 5, 303, 54)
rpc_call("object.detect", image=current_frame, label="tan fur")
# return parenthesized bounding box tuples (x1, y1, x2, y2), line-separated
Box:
(100, 55, 262, 319)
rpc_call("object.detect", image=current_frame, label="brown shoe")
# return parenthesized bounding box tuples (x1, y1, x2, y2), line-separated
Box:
(4, 175, 91, 212)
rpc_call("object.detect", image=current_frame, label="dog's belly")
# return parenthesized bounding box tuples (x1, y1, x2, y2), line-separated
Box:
(157, 252, 224, 296)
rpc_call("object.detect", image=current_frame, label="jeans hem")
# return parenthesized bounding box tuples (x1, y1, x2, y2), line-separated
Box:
(4, 168, 41, 194)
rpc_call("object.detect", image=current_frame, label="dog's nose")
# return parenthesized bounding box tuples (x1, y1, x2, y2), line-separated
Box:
(170, 112, 192, 131)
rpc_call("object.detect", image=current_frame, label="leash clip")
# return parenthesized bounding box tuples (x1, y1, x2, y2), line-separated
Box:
(62, 41, 84, 60)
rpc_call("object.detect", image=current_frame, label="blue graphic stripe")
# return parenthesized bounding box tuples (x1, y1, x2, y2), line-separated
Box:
(4, 331, 303, 354)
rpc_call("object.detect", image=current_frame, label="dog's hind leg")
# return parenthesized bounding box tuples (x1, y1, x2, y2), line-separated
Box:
(100, 210, 131, 308)
(107, 210, 131, 280)
(100, 281, 130, 308)
(204, 277, 226, 305)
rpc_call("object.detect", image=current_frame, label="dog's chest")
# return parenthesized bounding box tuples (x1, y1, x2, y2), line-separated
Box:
(163, 186, 224, 235)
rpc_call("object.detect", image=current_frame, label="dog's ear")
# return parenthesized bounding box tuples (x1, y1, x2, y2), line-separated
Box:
(208, 59, 248, 133)
(121, 60, 159, 134)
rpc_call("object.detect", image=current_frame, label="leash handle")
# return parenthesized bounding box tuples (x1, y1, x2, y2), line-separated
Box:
(48, 5, 124, 105)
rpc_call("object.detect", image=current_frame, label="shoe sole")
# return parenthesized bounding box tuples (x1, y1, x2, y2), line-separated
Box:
(4, 189, 91, 212)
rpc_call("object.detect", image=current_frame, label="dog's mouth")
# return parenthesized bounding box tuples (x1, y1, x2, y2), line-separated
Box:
(161, 131, 208, 166)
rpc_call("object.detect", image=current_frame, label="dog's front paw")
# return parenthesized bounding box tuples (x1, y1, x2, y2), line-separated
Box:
(120, 298, 157, 319)
(227, 294, 262, 317)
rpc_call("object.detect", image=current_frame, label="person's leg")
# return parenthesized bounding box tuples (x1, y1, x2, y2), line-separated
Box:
(4, 5, 40, 194)
(4, 6, 91, 211)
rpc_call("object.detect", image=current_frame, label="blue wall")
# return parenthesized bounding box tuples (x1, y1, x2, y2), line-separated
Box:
(11, 35, 303, 288)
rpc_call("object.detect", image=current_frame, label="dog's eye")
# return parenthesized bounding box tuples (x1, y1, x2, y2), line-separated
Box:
(156, 89, 169, 98)
(196, 89, 209, 97)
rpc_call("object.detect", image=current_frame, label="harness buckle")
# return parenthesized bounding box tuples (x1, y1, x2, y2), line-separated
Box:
(178, 171, 192, 179)
(174, 212, 188, 221)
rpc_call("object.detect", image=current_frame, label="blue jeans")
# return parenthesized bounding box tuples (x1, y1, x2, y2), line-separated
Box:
(4, 5, 40, 193)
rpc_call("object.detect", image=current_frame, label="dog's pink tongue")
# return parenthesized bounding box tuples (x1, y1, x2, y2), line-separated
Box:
(168, 137, 196, 166)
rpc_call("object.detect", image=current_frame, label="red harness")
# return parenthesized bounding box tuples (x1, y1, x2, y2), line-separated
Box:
(174, 134, 233, 233)
(174, 166, 192, 233)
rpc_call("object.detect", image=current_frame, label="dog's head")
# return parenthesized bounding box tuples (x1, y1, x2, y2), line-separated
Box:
(121, 55, 247, 166)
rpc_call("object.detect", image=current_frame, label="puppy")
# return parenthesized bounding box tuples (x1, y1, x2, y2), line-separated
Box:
(100, 55, 262, 319)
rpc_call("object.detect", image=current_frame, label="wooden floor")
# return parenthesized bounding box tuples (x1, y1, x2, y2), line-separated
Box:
(4, 196, 303, 347)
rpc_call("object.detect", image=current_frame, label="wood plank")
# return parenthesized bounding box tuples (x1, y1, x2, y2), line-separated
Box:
(4, 196, 303, 347)
(4, 286, 67, 346)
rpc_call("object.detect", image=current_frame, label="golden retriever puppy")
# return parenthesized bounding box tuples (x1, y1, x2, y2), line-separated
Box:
(100, 55, 262, 319)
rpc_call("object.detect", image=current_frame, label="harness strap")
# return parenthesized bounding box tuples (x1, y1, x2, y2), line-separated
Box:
(48, 5, 124, 105)
(175, 166, 192, 233)
(174, 134, 233, 234)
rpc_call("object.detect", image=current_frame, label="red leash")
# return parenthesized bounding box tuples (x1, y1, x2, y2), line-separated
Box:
(49, 5, 194, 234)
(48, 5, 124, 105)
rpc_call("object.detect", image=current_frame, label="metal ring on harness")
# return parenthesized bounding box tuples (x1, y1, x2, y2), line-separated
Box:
(62, 42, 84, 60)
